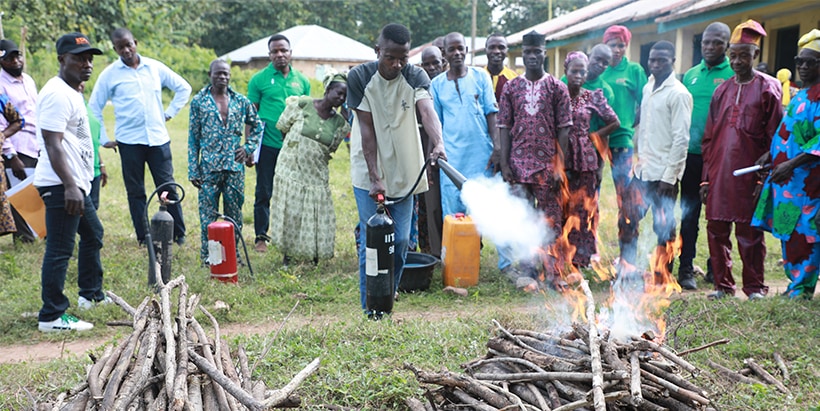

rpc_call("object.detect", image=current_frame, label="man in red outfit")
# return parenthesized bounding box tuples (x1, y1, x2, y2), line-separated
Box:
(700, 20, 783, 300)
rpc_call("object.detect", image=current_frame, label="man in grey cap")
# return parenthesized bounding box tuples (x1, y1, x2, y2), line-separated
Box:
(0, 38, 39, 242)
(34, 32, 106, 332)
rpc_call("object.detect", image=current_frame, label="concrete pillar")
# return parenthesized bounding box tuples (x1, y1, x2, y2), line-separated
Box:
(675, 28, 685, 74)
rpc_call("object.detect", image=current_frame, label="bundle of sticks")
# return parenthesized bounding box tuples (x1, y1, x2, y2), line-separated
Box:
(406, 281, 716, 411)
(50, 275, 320, 411)
(704, 355, 791, 396)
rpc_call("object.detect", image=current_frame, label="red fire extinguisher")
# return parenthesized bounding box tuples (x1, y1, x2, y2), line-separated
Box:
(208, 221, 238, 283)
(366, 194, 395, 318)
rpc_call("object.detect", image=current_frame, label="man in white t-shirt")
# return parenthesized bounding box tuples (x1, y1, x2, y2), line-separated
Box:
(34, 33, 106, 332)
(348, 23, 447, 312)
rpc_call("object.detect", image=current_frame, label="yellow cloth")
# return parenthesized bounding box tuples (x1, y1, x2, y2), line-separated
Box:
(777, 69, 791, 107)
(798, 29, 820, 53)
(730, 19, 766, 46)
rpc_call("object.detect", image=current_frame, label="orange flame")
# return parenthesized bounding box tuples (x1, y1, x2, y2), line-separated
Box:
(533, 167, 684, 342)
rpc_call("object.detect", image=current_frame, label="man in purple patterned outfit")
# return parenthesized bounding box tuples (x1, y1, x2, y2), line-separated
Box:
(497, 31, 572, 288)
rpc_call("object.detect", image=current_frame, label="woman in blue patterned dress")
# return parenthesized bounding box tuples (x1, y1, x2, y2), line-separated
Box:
(752, 29, 820, 299)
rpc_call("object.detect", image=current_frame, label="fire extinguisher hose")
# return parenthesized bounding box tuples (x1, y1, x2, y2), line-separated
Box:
(143, 182, 186, 287)
(383, 157, 466, 206)
(383, 157, 433, 206)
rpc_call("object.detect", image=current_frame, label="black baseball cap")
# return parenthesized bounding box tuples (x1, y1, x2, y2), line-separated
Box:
(56, 33, 103, 55)
(0, 39, 20, 59)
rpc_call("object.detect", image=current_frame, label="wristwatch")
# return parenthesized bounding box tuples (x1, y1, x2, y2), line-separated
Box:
(3, 153, 16, 161)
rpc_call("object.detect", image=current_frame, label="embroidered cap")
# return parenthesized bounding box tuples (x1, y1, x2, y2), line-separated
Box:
(56, 32, 103, 55)
(730, 20, 766, 47)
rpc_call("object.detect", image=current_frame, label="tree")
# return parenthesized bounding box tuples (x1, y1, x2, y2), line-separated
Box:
(198, 0, 493, 57)
(2, 0, 218, 53)
(346, 0, 494, 47)
(490, 0, 602, 36)
(198, 1, 310, 56)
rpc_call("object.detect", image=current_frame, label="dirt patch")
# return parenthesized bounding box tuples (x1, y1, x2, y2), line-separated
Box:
(0, 321, 292, 365)
(0, 304, 532, 365)
(1, 278, 804, 365)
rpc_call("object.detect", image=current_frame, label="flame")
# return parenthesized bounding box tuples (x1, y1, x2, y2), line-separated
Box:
(532, 167, 684, 343)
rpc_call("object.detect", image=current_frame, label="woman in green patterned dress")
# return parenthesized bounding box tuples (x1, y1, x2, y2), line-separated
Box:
(270, 73, 350, 265)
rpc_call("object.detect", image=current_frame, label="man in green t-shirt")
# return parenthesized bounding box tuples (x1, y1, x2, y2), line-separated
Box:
(678, 22, 733, 289)
(599, 25, 648, 267)
(247, 34, 311, 253)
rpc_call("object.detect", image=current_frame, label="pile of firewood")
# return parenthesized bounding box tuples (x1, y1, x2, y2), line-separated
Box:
(50, 276, 320, 411)
(406, 281, 718, 411)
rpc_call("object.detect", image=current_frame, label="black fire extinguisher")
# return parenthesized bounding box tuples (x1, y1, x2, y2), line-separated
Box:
(150, 194, 174, 285)
(366, 194, 395, 319)
(144, 182, 185, 287)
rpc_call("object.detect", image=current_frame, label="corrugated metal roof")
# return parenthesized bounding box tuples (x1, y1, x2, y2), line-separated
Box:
(220, 25, 375, 64)
(656, 0, 748, 23)
(546, 0, 693, 41)
(504, 0, 634, 47)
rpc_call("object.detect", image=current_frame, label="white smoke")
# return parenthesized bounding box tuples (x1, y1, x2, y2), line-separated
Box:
(460, 175, 553, 261)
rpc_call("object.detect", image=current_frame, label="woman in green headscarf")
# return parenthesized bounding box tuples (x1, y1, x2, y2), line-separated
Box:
(269, 71, 351, 266)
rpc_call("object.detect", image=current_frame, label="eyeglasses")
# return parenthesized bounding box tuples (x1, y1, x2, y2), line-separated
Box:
(794, 56, 820, 67)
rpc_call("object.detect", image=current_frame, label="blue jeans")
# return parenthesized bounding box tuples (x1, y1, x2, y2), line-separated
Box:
(118, 142, 185, 243)
(354, 187, 413, 309)
(90, 175, 101, 210)
(620, 179, 678, 266)
(253, 144, 281, 242)
(611, 147, 636, 261)
(38, 185, 104, 322)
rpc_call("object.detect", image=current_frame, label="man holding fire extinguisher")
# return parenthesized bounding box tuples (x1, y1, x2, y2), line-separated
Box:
(348, 23, 447, 313)
(188, 59, 262, 265)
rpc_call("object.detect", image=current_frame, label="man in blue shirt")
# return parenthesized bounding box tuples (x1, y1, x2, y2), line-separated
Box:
(90, 28, 192, 246)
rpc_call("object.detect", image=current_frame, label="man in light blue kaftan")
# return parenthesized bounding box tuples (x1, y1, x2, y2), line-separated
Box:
(431, 33, 498, 217)
(430, 32, 513, 273)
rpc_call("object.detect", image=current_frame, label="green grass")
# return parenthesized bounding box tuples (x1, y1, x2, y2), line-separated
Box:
(0, 105, 818, 410)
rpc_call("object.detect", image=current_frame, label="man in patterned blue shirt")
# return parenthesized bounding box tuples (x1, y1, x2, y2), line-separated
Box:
(188, 59, 262, 264)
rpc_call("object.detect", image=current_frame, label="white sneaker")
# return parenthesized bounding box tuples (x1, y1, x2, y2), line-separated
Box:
(38, 314, 94, 332)
(78, 295, 113, 310)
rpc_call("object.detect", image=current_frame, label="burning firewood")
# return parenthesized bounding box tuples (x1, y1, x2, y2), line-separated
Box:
(407, 316, 720, 411)
(48, 275, 319, 410)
